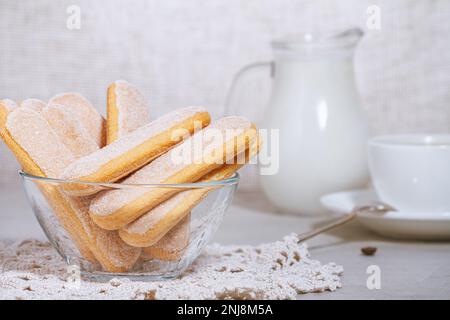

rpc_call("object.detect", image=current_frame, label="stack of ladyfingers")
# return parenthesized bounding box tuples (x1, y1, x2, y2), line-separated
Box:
(0, 81, 260, 272)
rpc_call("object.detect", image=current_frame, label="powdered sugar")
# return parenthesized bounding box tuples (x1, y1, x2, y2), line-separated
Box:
(20, 99, 46, 112)
(142, 213, 190, 259)
(0, 234, 342, 300)
(61, 106, 207, 179)
(43, 104, 99, 158)
(49, 93, 105, 147)
(125, 191, 190, 235)
(1, 99, 19, 112)
(55, 193, 141, 271)
(6, 108, 75, 178)
(113, 80, 150, 138)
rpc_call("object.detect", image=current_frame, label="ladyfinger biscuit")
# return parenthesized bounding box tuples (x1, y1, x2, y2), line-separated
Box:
(3, 108, 141, 272)
(43, 104, 99, 158)
(60, 106, 210, 196)
(20, 98, 46, 112)
(1, 107, 94, 261)
(49, 93, 106, 147)
(141, 213, 190, 261)
(107, 80, 150, 144)
(90, 116, 257, 230)
(119, 140, 260, 247)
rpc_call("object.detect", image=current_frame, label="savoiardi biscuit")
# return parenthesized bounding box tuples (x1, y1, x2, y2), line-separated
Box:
(60, 106, 210, 196)
(107, 80, 150, 144)
(89, 116, 257, 231)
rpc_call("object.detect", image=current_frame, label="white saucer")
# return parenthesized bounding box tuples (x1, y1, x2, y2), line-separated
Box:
(320, 189, 450, 240)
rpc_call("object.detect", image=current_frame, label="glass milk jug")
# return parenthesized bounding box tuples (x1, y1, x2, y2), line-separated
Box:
(226, 28, 370, 215)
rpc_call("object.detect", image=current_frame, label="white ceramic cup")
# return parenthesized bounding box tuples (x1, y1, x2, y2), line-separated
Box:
(368, 134, 450, 212)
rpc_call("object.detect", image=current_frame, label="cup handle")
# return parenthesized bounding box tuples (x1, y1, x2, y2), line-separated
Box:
(224, 61, 274, 116)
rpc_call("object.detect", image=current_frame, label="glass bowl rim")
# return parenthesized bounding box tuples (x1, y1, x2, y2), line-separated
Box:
(19, 170, 240, 189)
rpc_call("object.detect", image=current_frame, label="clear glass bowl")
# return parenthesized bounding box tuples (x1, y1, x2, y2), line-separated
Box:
(20, 171, 239, 281)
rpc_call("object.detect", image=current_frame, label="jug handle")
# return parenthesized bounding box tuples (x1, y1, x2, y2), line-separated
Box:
(224, 61, 274, 116)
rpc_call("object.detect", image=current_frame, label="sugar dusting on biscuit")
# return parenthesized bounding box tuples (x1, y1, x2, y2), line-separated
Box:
(125, 191, 190, 235)
(49, 93, 105, 147)
(96, 230, 141, 268)
(66, 195, 95, 239)
(63, 193, 141, 270)
(1, 99, 19, 112)
(152, 213, 189, 250)
(70, 195, 141, 269)
(112, 80, 150, 139)
(6, 108, 75, 178)
(141, 213, 190, 261)
(61, 106, 208, 180)
(43, 104, 99, 158)
(20, 99, 46, 112)
(0, 99, 18, 133)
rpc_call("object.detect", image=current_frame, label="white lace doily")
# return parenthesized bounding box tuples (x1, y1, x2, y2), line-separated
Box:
(0, 234, 342, 299)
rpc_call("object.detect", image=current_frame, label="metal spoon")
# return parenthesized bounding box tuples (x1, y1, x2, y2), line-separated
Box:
(297, 202, 396, 243)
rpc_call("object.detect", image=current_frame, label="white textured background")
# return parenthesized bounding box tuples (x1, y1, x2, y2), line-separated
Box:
(0, 0, 449, 186)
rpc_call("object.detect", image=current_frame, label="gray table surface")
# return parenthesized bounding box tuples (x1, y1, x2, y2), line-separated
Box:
(1, 185, 449, 299)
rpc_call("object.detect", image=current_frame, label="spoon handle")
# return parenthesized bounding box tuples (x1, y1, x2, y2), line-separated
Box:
(297, 211, 358, 243)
